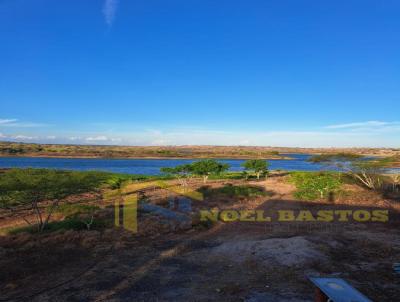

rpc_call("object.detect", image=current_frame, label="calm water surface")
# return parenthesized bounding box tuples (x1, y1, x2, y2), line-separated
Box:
(0, 154, 327, 175)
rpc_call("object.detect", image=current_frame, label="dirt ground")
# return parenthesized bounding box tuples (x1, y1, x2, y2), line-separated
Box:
(1, 174, 400, 301)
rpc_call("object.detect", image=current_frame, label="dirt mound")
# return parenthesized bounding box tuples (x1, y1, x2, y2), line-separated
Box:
(210, 236, 325, 267)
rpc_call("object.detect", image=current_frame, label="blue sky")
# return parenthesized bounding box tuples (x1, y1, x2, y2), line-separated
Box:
(0, 0, 399, 147)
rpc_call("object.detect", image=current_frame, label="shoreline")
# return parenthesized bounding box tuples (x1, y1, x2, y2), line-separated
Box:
(0, 153, 290, 160)
(0, 154, 293, 160)
(1, 154, 399, 169)
(0, 142, 398, 163)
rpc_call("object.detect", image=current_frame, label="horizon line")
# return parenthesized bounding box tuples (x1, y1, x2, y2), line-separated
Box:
(0, 140, 398, 150)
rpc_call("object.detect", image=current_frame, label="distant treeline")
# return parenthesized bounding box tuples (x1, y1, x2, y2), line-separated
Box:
(0, 142, 283, 159)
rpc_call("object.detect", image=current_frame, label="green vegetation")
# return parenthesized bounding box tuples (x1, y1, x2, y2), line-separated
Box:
(9, 215, 109, 234)
(191, 160, 230, 183)
(0, 142, 284, 159)
(241, 159, 269, 180)
(0, 168, 166, 234)
(53, 204, 101, 230)
(104, 173, 163, 189)
(308, 152, 363, 164)
(0, 143, 43, 155)
(0, 169, 107, 232)
(289, 172, 342, 200)
(308, 153, 394, 190)
(161, 159, 230, 183)
(160, 164, 193, 179)
(161, 164, 193, 187)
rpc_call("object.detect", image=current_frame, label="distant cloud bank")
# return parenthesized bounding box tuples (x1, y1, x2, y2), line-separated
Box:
(1, 118, 399, 148)
(326, 120, 400, 130)
(86, 135, 108, 142)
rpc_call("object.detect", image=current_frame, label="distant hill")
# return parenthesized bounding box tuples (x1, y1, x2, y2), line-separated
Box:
(0, 142, 399, 160)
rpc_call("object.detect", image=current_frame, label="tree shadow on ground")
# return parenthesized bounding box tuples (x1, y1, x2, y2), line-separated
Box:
(1, 197, 400, 301)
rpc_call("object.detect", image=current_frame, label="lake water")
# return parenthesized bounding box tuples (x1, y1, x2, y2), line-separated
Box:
(0, 154, 327, 175)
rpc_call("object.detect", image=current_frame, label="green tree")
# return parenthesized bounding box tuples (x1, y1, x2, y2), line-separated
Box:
(190, 159, 230, 183)
(0, 169, 104, 232)
(161, 164, 192, 178)
(309, 153, 393, 190)
(290, 172, 342, 200)
(242, 159, 269, 180)
(161, 164, 193, 188)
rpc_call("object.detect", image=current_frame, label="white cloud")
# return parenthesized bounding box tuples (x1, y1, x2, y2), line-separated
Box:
(13, 135, 36, 140)
(68, 136, 80, 141)
(0, 118, 48, 128)
(86, 136, 109, 141)
(0, 119, 399, 147)
(103, 0, 118, 27)
(107, 128, 398, 148)
(325, 120, 399, 129)
(0, 118, 18, 124)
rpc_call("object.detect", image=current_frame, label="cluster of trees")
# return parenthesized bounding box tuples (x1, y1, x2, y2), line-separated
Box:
(285, 152, 400, 201)
(161, 159, 270, 183)
(161, 159, 230, 184)
(3, 152, 395, 233)
(0, 159, 270, 233)
(0, 169, 107, 232)
(308, 153, 395, 190)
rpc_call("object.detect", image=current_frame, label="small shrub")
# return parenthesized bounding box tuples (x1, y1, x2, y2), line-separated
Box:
(289, 172, 342, 200)
(9, 216, 108, 234)
(54, 204, 101, 230)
